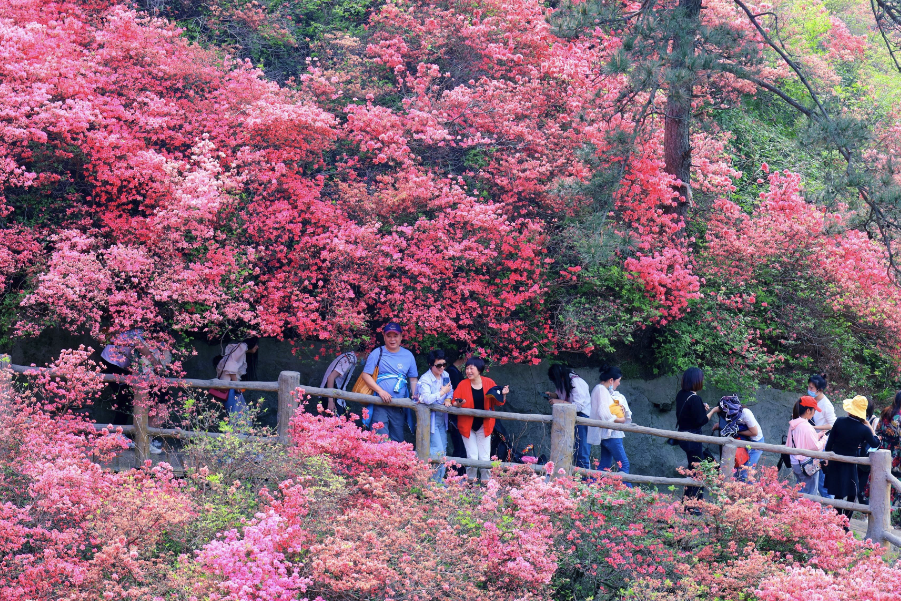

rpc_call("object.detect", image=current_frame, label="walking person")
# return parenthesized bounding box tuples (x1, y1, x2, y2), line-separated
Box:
(99, 328, 149, 426)
(451, 357, 509, 483)
(807, 374, 836, 496)
(877, 392, 901, 474)
(216, 336, 259, 421)
(674, 367, 719, 499)
(713, 395, 765, 480)
(588, 366, 632, 482)
(824, 395, 881, 522)
(546, 364, 592, 470)
(416, 350, 454, 483)
(360, 322, 418, 443)
(216, 336, 260, 419)
(786, 396, 827, 495)
(319, 349, 361, 415)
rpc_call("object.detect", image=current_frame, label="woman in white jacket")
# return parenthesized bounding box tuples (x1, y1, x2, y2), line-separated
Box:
(589, 366, 632, 481)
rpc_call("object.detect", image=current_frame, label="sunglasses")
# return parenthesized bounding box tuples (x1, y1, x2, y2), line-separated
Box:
(433, 362, 447, 368)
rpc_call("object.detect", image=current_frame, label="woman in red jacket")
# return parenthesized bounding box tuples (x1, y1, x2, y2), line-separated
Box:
(452, 357, 509, 482)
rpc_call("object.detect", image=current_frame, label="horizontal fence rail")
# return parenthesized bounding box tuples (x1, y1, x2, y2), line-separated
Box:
(575, 416, 872, 465)
(3, 359, 898, 547)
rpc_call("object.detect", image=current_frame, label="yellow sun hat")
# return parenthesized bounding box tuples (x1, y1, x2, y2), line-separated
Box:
(843, 395, 868, 420)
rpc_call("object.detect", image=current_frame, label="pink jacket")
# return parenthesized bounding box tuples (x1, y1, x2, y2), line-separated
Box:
(787, 418, 826, 464)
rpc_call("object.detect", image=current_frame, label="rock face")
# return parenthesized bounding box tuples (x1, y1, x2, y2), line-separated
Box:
(9, 332, 847, 478)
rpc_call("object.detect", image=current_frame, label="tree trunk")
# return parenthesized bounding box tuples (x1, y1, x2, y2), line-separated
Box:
(663, 0, 703, 221)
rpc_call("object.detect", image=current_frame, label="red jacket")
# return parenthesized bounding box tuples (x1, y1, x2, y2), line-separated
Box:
(454, 377, 505, 438)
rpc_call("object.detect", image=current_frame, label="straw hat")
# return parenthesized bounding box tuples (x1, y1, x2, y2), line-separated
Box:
(843, 395, 868, 420)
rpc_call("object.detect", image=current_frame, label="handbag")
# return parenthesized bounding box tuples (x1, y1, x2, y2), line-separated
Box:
(777, 434, 792, 470)
(209, 387, 229, 400)
(351, 346, 382, 395)
(610, 398, 625, 419)
(801, 457, 821, 476)
(735, 446, 750, 468)
(787, 428, 820, 476)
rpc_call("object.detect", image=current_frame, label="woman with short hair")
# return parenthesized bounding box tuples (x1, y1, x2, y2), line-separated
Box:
(416, 349, 454, 483)
(451, 358, 509, 482)
(674, 367, 719, 499)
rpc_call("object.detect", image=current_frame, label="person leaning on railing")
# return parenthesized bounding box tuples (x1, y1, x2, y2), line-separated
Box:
(360, 322, 418, 443)
(450, 357, 508, 483)
(416, 349, 453, 483)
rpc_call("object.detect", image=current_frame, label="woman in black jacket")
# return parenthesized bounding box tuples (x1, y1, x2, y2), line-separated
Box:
(675, 367, 720, 499)
(824, 395, 881, 520)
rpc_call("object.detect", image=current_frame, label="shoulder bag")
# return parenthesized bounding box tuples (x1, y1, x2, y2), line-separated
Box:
(788, 427, 820, 476)
(351, 346, 383, 396)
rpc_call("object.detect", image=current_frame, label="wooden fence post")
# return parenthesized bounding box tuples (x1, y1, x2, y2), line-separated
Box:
(866, 449, 892, 545)
(415, 404, 431, 462)
(0, 354, 10, 400)
(133, 387, 150, 462)
(549, 403, 577, 477)
(277, 371, 301, 443)
(720, 442, 738, 481)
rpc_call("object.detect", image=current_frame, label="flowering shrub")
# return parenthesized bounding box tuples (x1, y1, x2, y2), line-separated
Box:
(3, 360, 901, 600)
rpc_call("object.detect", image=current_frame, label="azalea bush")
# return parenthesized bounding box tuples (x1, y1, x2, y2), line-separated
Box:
(3, 357, 901, 600)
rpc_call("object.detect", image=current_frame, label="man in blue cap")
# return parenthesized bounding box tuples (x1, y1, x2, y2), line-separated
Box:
(360, 322, 418, 442)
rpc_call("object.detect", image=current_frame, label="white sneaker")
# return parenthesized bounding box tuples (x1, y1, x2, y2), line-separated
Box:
(150, 438, 163, 454)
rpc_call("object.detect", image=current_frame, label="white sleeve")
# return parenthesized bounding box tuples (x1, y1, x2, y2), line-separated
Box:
(594, 386, 615, 422)
(823, 401, 837, 426)
(615, 393, 632, 420)
(570, 377, 592, 413)
(742, 409, 763, 440)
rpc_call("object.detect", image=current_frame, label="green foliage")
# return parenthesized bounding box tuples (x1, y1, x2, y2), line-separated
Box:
(141, 0, 376, 82)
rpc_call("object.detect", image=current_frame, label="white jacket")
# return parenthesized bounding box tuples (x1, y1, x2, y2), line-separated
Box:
(588, 385, 632, 443)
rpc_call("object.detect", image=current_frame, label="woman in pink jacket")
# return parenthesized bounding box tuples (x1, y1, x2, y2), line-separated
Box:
(786, 396, 827, 495)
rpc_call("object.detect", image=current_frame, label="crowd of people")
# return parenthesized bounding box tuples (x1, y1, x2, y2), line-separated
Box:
(673, 367, 901, 521)
(316, 322, 632, 484)
(98, 323, 901, 506)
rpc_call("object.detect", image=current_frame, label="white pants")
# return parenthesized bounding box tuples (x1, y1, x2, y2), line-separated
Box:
(462, 426, 492, 481)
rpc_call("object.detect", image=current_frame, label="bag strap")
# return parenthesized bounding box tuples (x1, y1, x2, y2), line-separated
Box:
(676, 392, 697, 429)
(372, 346, 384, 375)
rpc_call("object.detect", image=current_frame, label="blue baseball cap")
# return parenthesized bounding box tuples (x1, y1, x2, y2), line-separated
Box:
(383, 322, 402, 334)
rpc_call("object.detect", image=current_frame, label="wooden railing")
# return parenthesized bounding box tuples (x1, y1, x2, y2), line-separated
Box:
(2, 359, 897, 546)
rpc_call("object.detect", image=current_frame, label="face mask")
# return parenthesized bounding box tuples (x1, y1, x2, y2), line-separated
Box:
(807, 389, 817, 397)
(607, 385, 615, 392)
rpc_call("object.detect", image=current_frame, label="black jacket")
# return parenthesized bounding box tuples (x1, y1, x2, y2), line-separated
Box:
(824, 416, 881, 499)
(676, 390, 709, 432)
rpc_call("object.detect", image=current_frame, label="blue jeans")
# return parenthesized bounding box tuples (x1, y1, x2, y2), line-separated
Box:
(574, 417, 590, 470)
(737, 438, 764, 481)
(430, 425, 448, 482)
(599, 438, 632, 487)
(818, 469, 831, 498)
(372, 405, 405, 442)
(226, 390, 248, 419)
